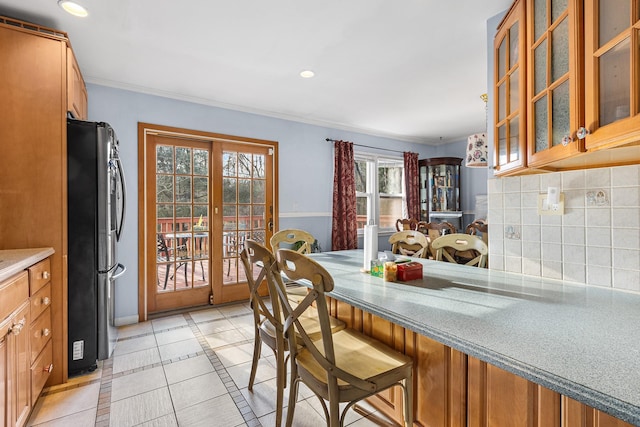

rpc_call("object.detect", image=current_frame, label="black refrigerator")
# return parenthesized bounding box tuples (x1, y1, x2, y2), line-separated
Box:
(67, 118, 127, 375)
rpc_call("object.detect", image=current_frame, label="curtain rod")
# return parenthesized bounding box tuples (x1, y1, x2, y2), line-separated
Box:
(325, 138, 406, 154)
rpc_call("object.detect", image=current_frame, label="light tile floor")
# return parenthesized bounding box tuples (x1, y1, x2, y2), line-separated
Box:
(26, 301, 397, 427)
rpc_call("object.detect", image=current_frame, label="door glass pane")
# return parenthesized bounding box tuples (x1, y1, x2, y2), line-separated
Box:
(156, 175, 173, 203)
(509, 117, 520, 161)
(509, 24, 519, 69)
(498, 36, 506, 79)
(157, 146, 173, 173)
(175, 205, 192, 230)
(223, 206, 237, 230)
(534, 0, 547, 41)
(252, 180, 265, 203)
(498, 124, 507, 165)
(193, 149, 208, 175)
(535, 40, 547, 95)
(253, 155, 265, 178)
(223, 152, 236, 176)
(535, 96, 549, 153)
(552, 80, 570, 147)
(193, 206, 208, 230)
(599, 0, 630, 47)
(498, 82, 506, 120)
(238, 153, 251, 177)
(509, 70, 519, 115)
(252, 205, 265, 232)
(551, 0, 567, 23)
(238, 179, 251, 204)
(599, 38, 631, 126)
(238, 205, 251, 230)
(223, 178, 237, 203)
(551, 18, 569, 83)
(175, 176, 191, 203)
(175, 147, 191, 174)
(193, 177, 208, 203)
(379, 197, 402, 228)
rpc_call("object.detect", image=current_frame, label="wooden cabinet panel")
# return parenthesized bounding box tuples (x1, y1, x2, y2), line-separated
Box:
(67, 47, 87, 120)
(29, 307, 51, 365)
(468, 356, 560, 427)
(0, 274, 29, 323)
(10, 303, 31, 427)
(562, 396, 635, 427)
(1, 321, 8, 427)
(0, 18, 70, 387)
(29, 284, 52, 325)
(28, 259, 51, 296)
(30, 340, 53, 407)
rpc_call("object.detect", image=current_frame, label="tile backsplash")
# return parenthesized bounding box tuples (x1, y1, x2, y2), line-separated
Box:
(488, 164, 640, 292)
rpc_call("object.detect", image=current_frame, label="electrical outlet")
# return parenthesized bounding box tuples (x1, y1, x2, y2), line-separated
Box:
(538, 193, 564, 215)
(72, 340, 84, 360)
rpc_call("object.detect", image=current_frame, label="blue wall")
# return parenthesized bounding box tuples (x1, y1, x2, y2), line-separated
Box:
(87, 84, 444, 321)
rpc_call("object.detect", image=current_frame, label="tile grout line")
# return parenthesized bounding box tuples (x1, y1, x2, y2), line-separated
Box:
(94, 358, 113, 427)
(185, 313, 262, 427)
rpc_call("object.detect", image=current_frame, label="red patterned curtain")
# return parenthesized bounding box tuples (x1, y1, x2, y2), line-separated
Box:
(404, 152, 420, 220)
(331, 140, 358, 250)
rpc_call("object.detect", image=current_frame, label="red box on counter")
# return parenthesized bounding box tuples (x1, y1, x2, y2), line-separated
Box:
(396, 262, 423, 281)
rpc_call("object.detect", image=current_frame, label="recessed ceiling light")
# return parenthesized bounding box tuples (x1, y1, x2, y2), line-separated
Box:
(58, 0, 89, 17)
(300, 70, 315, 78)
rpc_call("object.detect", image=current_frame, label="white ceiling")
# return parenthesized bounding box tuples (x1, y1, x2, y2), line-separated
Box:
(0, 0, 511, 145)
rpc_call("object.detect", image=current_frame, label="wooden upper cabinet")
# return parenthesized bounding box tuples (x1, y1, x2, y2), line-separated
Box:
(526, 0, 584, 168)
(67, 46, 87, 120)
(583, 0, 640, 151)
(494, 0, 528, 176)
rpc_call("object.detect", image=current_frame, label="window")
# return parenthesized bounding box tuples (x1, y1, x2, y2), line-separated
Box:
(355, 155, 405, 231)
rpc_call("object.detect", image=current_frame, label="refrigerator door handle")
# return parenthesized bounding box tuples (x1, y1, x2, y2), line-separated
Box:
(115, 156, 127, 241)
(112, 263, 127, 280)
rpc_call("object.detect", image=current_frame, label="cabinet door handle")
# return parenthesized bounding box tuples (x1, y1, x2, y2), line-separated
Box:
(42, 271, 50, 280)
(43, 364, 54, 373)
(42, 328, 51, 337)
(42, 296, 51, 306)
(11, 318, 26, 335)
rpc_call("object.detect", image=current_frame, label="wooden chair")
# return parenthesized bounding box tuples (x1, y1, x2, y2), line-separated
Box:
(269, 249, 414, 427)
(465, 219, 488, 245)
(388, 230, 429, 258)
(431, 233, 488, 268)
(395, 218, 418, 231)
(156, 234, 188, 289)
(240, 240, 346, 426)
(270, 228, 316, 254)
(416, 221, 457, 236)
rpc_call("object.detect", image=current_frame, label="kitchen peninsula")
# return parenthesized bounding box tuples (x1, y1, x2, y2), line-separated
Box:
(308, 250, 639, 427)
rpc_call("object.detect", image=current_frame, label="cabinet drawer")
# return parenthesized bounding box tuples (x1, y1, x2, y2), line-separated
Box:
(31, 339, 53, 406)
(30, 283, 52, 322)
(0, 271, 29, 321)
(28, 258, 51, 295)
(30, 307, 52, 364)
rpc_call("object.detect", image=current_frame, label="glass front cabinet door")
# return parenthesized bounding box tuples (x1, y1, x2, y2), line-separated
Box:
(526, 0, 584, 168)
(583, 0, 640, 151)
(494, 0, 528, 176)
(419, 157, 462, 223)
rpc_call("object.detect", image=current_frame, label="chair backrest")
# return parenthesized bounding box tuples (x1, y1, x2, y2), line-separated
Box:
(465, 219, 488, 245)
(388, 230, 429, 258)
(157, 234, 170, 260)
(417, 221, 457, 236)
(395, 218, 418, 231)
(431, 233, 488, 267)
(240, 239, 282, 329)
(270, 229, 315, 254)
(268, 249, 374, 391)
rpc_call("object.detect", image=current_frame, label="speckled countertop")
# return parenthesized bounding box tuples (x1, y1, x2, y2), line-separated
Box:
(0, 248, 55, 282)
(309, 250, 640, 426)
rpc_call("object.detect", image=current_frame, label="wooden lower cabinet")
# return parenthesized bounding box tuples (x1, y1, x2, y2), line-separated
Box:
(327, 297, 634, 427)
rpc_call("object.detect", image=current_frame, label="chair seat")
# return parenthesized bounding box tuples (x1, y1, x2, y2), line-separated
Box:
(296, 328, 412, 391)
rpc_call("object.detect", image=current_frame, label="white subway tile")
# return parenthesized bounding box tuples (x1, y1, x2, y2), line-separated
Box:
(562, 226, 585, 245)
(612, 269, 640, 292)
(521, 192, 539, 208)
(487, 178, 503, 194)
(522, 208, 540, 225)
(563, 244, 586, 264)
(587, 246, 612, 267)
(541, 214, 562, 226)
(542, 243, 562, 261)
(521, 175, 540, 191)
(542, 260, 563, 279)
(505, 256, 522, 273)
(562, 208, 585, 227)
(540, 172, 561, 188)
(611, 186, 639, 207)
(541, 226, 562, 244)
(522, 257, 541, 276)
(586, 167, 611, 188)
(612, 228, 640, 249)
(505, 208, 521, 225)
(504, 193, 521, 208)
(611, 164, 640, 187)
(587, 265, 612, 287)
(564, 189, 585, 208)
(522, 241, 541, 259)
(613, 248, 639, 270)
(587, 227, 611, 247)
(489, 255, 504, 271)
(505, 239, 523, 257)
(612, 208, 640, 228)
(488, 193, 503, 209)
(563, 170, 585, 189)
(563, 262, 586, 284)
(585, 207, 612, 227)
(504, 176, 521, 193)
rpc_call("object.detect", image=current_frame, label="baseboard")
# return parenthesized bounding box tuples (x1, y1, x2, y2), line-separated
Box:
(114, 315, 139, 327)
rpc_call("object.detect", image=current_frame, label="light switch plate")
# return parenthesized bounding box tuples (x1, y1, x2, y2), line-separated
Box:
(538, 193, 564, 215)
